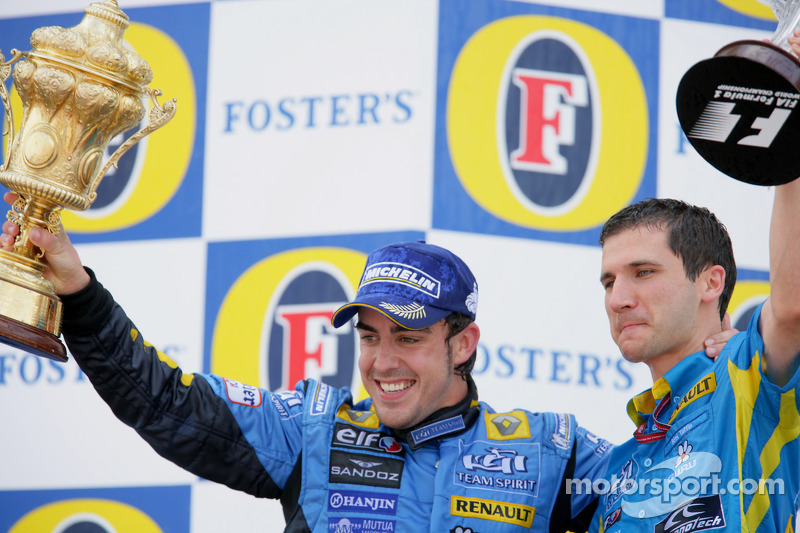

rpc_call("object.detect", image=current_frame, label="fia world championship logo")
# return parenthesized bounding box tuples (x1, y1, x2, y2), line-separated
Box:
(0, 4, 207, 243)
(433, 2, 658, 245)
(204, 233, 424, 395)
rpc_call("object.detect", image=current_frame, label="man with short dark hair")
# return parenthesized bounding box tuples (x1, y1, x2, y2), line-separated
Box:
(1, 211, 614, 531)
(590, 188, 800, 531)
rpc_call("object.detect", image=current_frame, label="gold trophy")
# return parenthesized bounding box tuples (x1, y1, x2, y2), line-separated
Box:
(0, 0, 176, 361)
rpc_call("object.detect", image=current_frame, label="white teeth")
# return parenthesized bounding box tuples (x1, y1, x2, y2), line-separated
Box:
(380, 381, 414, 393)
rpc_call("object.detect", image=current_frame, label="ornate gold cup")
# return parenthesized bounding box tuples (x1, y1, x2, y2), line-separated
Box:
(0, 0, 176, 361)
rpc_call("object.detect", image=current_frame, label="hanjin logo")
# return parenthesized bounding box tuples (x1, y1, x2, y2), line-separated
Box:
(328, 490, 398, 516)
(329, 451, 404, 489)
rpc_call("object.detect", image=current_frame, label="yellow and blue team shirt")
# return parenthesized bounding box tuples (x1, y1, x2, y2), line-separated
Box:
(590, 303, 800, 533)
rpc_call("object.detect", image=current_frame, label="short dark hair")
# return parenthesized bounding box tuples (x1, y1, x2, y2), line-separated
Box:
(445, 313, 476, 381)
(599, 198, 736, 321)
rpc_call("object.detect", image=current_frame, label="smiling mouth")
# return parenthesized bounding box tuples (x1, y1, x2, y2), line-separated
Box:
(379, 380, 415, 393)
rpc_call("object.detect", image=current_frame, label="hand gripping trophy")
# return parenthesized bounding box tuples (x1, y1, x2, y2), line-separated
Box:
(677, 0, 800, 185)
(0, 0, 176, 361)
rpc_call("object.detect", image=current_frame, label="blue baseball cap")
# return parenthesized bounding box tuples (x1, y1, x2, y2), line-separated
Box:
(331, 241, 479, 330)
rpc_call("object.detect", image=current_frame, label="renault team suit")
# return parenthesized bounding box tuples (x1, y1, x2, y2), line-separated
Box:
(60, 271, 611, 532)
(590, 303, 800, 532)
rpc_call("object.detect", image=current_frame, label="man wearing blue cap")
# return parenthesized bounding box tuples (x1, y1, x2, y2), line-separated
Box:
(2, 203, 733, 532)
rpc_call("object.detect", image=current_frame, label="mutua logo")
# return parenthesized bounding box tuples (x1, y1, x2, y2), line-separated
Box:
(209, 247, 365, 393)
(501, 31, 597, 214)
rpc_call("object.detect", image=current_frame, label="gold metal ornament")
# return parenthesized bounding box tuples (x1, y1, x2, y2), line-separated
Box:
(0, 0, 176, 361)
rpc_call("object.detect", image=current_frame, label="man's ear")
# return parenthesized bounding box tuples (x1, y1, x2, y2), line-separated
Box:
(453, 322, 480, 366)
(700, 265, 726, 303)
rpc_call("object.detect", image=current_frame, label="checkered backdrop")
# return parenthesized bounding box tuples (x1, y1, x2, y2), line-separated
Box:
(0, 0, 780, 531)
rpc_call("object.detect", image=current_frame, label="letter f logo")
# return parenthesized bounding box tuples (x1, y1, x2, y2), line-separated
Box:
(510, 69, 588, 175)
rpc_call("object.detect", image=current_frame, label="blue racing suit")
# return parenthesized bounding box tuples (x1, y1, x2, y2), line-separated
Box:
(589, 303, 800, 532)
(61, 271, 612, 532)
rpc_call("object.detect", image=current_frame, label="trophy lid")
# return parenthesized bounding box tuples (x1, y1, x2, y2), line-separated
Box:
(27, 0, 152, 91)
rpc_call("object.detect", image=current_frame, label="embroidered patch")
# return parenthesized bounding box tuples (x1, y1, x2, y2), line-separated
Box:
(410, 415, 465, 445)
(223, 378, 262, 408)
(669, 373, 716, 423)
(450, 496, 535, 528)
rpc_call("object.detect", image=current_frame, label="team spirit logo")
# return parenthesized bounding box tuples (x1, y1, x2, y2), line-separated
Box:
(442, 12, 650, 234)
(455, 442, 540, 496)
(210, 246, 365, 392)
(4, 6, 203, 239)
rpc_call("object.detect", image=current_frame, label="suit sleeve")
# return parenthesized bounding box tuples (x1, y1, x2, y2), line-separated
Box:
(60, 269, 301, 498)
(546, 414, 612, 533)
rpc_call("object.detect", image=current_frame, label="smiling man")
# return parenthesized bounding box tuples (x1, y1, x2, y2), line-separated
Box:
(3, 214, 615, 532)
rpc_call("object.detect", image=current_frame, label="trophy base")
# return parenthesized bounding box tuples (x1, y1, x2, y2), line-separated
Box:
(0, 314, 67, 362)
(677, 40, 800, 186)
(0, 251, 67, 361)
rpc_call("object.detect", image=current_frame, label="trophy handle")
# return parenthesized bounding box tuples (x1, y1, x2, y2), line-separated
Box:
(88, 87, 177, 202)
(0, 49, 24, 172)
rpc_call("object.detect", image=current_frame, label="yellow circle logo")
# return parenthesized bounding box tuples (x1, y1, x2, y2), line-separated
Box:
(447, 16, 647, 230)
(728, 279, 770, 330)
(211, 247, 366, 392)
(10, 499, 163, 532)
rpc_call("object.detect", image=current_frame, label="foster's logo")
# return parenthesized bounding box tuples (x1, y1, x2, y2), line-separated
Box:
(436, 4, 655, 241)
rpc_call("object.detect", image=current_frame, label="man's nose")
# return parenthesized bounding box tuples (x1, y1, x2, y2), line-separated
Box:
(607, 278, 635, 313)
(372, 339, 400, 371)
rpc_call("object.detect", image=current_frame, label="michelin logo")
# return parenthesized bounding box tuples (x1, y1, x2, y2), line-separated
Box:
(361, 262, 440, 298)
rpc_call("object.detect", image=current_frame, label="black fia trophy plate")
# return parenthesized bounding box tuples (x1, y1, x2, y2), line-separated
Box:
(677, 2, 800, 186)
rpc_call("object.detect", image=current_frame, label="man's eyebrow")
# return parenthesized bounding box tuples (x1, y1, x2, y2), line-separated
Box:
(600, 260, 662, 283)
(355, 321, 377, 333)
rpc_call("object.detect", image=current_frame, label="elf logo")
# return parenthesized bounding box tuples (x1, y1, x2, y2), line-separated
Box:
(210, 247, 365, 392)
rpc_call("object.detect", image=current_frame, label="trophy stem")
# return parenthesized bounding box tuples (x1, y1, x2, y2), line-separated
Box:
(8, 195, 61, 260)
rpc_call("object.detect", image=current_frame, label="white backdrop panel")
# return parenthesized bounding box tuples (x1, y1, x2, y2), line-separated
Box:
(204, 0, 439, 241)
